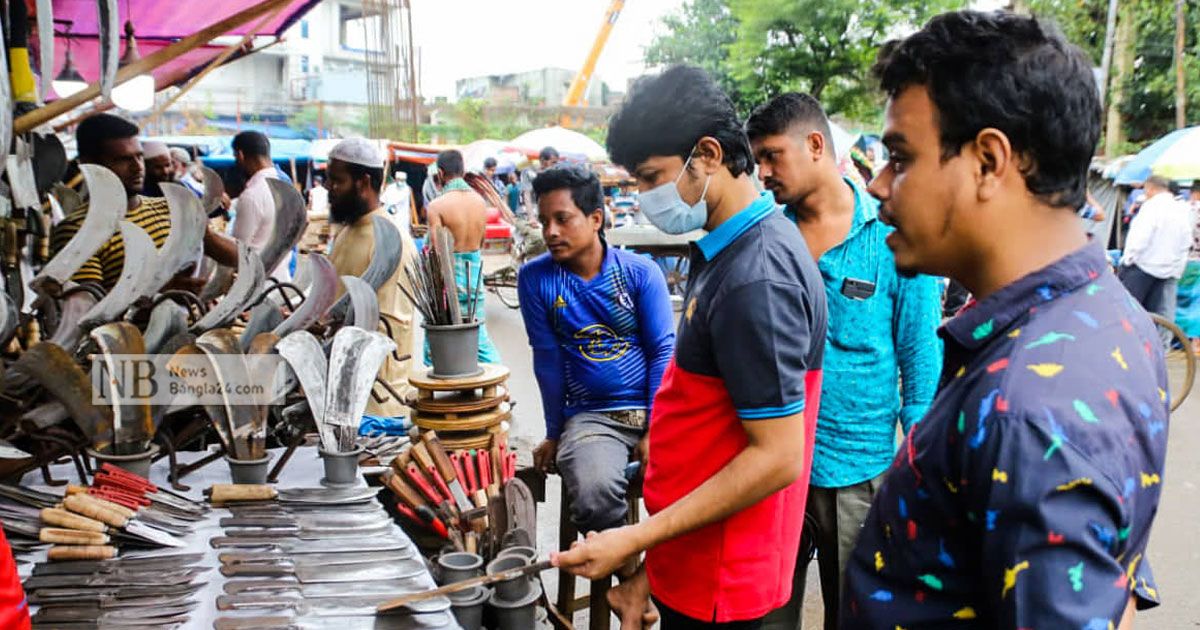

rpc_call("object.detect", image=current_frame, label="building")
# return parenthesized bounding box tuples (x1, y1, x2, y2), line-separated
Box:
(455, 67, 609, 107)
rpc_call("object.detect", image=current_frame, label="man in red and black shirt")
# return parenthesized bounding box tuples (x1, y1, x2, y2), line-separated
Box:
(553, 65, 828, 629)
(0, 527, 30, 629)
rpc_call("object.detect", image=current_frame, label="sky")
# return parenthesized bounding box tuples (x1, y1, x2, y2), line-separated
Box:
(408, 0, 686, 100)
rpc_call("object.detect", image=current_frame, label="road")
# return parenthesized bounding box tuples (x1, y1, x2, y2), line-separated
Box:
(463, 255, 1200, 628)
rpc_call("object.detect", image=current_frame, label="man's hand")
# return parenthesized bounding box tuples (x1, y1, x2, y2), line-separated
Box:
(552, 526, 644, 580)
(533, 439, 558, 474)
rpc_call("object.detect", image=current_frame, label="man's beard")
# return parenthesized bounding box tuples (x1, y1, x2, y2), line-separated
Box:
(330, 193, 371, 225)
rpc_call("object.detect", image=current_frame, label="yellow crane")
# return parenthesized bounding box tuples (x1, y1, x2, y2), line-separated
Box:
(560, 0, 624, 128)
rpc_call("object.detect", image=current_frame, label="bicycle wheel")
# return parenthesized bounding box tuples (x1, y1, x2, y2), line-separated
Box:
(1149, 313, 1195, 413)
(486, 266, 520, 310)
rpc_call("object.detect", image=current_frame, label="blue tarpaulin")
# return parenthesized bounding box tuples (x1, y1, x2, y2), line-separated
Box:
(1114, 127, 1195, 185)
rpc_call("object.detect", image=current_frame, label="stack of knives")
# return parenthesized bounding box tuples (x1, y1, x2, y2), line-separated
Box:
(208, 484, 458, 629)
(23, 552, 209, 628)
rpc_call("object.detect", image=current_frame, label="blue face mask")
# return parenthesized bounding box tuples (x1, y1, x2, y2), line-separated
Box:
(638, 148, 711, 234)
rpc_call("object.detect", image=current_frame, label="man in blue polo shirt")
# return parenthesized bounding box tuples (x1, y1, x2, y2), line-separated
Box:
(553, 65, 827, 629)
(520, 165, 675, 536)
(747, 93, 942, 630)
(843, 11, 1169, 629)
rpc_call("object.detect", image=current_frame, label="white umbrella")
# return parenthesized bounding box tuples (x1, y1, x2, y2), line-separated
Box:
(510, 126, 608, 162)
(461, 139, 526, 172)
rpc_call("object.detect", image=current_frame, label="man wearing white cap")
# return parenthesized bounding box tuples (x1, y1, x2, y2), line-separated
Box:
(170, 147, 205, 198)
(327, 138, 420, 425)
(141, 140, 175, 197)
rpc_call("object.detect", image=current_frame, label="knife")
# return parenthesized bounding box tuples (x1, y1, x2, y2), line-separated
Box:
(221, 523, 394, 540)
(218, 511, 391, 529)
(32, 602, 195, 624)
(213, 612, 457, 630)
(210, 534, 412, 552)
(23, 568, 206, 590)
(34, 593, 195, 610)
(207, 484, 380, 505)
(421, 431, 475, 513)
(58, 494, 187, 548)
(223, 575, 433, 596)
(377, 560, 554, 612)
(32, 552, 206, 575)
(27, 581, 205, 603)
(217, 592, 450, 614)
(219, 548, 417, 566)
(225, 501, 383, 516)
(94, 464, 210, 516)
(220, 559, 426, 583)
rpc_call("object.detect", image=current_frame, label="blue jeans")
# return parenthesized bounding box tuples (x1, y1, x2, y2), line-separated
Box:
(556, 410, 644, 533)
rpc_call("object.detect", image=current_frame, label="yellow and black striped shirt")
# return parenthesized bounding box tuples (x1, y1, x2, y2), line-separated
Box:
(49, 196, 172, 290)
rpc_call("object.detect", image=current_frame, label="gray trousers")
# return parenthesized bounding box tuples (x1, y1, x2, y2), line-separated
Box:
(556, 410, 643, 533)
(1120, 264, 1178, 317)
(762, 473, 885, 630)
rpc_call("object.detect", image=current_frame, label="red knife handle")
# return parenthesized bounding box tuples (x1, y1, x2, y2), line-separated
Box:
(450, 452, 471, 494)
(478, 451, 491, 489)
(98, 464, 158, 492)
(405, 465, 440, 504)
(506, 452, 517, 482)
(462, 451, 478, 492)
(90, 486, 149, 509)
(428, 465, 454, 506)
(415, 506, 450, 539)
(94, 472, 152, 498)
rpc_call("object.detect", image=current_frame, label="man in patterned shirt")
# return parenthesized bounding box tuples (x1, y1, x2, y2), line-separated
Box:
(843, 11, 1168, 629)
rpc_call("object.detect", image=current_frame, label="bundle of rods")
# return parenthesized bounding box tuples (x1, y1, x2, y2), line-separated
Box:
(400, 227, 484, 325)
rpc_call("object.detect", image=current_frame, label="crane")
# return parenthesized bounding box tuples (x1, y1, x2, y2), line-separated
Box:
(560, 0, 624, 128)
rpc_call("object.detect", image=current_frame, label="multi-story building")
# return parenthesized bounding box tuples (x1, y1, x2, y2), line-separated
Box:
(455, 67, 609, 107)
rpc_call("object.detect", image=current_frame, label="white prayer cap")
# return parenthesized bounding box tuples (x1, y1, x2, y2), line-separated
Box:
(329, 138, 383, 169)
(169, 147, 192, 164)
(143, 141, 170, 160)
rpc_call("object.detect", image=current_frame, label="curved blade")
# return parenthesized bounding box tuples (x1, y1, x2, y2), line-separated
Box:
(12, 343, 113, 452)
(78, 222, 159, 330)
(291, 253, 314, 294)
(31, 165, 127, 297)
(192, 243, 265, 333)
(239, 302, 284, 352)
(37, 0, 54, 103)
(0, 27, 8, 178)
(90, 322, 153, 454)
(167, 344, 232, 450)
(323, 328, 395, 452)
(143, 300, 189, 354)
(327, 215, 401, 321)
(97, 0, 119, 100)
(246, 332, 283, 407)
(261, 179, 308, 277)
(271, 254, 337, 338)
(197, 328, 242, 355)
(48, 287, 98, 349)
(199, 264, 236, 303)
(0, 291, 18, 347)
(276, 331, 328, 430)
(144, 182, 207, 298)
(196, 333, 263, 460)
(340, 276, 379, 331)
(201, 167, 225, 215)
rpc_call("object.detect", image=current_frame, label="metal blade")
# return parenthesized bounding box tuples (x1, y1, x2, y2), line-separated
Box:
(505, 478, 537, 542)
(123, 520, 187, 548)
(8, 138, 41, 210)
(97, 0, 119, 100)
(218, 591, 446, 615)
(27, 581, 204, 602)
(324, 327, 395, 452)
(341, 275, 380, 331)
(200, 166, 225, 215)
(11, 342, 113, 451)
(167, 343, 234, 452)
(260, 178, 308, 276)
(193, 242, 265, 332)
(143, 182, 206, 298)
(219, 512, 391, 529)
(239, 302, 284, 351)
(0, 439, 31, 459)
(0, 19, 9, 179)
(210, 534, 408, 552)
(36, 0, 53, 103)
(32, 553, 205, 576)
(141, 300, 188, 355)
(222, 523, 394, 540)
(33, 602, 196, 624)
(199, 264, 236, 303)
(219, 548, 416, 567)
(79, 222, 160, 329)
(224, 575, 429, 597)
(271, 253, 338, 338)
(31, 164, 127, 297)
(213, 612, 456, 630)
(34, 593, 194, 610)
(0, 292, 18, 350)
(23, 568, 203, 589)
(89, 322, 153, 453)
(295, 560, 425, 583)
(327, 214, 403, 321)
(274, 487, 380, 503)
(48, 287, 98, 349)
(276, 330, 328, 428)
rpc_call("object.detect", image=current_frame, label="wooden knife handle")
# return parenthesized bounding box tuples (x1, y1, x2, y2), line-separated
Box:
(382, 470, 427, 509)
(210, 484, 279, 504)
(40, 528, 110, 545)
(86, 494, 137, 520)
(40, 508, 108, 533)
(47, 545, 116, 561)
(410, 442, 436, 474)
(63, 493, 128, 528)
(65, 484, 88, 496)
(421, 432, 458, 483)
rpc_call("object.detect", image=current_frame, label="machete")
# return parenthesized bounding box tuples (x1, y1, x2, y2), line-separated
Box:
(142, 182, 206, 299)
(239, 301, 284, 352)
(48, 287, 98, 350)
(199, 263, 236, 303)
(0, 291, 17, 347)
(31, 164, 126, 298)
(89, 322, 154, 454)
(78, 222, 159, 330)
(327, 214, 402, 321)
(323, 327, 395, 452)
(0, 17, 9, 179)
(36, 0, 53, 103)
(260, 178, 308, 277)
(196, 328, 264, 460)
(31, 553, 205, 576)
(218, 511, 391, 530)
(141, 300, 188, 354)
(97, 0, 119, 100)
(11, 342, 114, 452)
(341, 275, 380, 331)
(271, 253, 337, 337)
(192, 242, 264, 332)
(200, 166, 226, 216)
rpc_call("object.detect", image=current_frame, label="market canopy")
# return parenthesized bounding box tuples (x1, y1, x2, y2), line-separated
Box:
(510, 126, 608, 162)
(1114, 126, 1200, 185)
(31, 0, 320, 92)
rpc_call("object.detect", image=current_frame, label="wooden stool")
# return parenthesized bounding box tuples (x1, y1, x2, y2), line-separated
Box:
(553, 473, 643, 630)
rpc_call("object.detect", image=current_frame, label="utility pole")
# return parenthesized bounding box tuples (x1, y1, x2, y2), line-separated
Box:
(1174, 0, 1186, 129)
(1099, 0, 1120, 108)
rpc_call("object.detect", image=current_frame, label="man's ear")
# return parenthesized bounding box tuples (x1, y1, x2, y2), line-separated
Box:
(808, 131, 828, 163)
(590, 208, 604, 233)
(969, 128, 1013, 202)
(694, 136, 725, 175)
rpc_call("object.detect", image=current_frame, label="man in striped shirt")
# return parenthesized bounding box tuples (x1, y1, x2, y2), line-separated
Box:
(50, 114, 234, 293)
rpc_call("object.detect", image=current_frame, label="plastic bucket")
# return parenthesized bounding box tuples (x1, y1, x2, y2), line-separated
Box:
(87, 443, 159, 479)
(319, 445, 363, 486)
(437, 551, 484, 584)
(225, 453, 272, 484)
(424, 321, 482, 379)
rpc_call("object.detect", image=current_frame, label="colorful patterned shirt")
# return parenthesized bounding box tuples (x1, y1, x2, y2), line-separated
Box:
(843, 245, 1169, 629)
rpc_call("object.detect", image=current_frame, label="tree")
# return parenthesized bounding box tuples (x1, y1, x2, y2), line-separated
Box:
(643, 0, 743, 108)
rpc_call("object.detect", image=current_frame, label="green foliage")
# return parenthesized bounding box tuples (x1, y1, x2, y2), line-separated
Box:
(643, 0, 743, 107)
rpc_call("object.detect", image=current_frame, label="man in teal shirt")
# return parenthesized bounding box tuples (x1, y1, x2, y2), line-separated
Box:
(748, 93, 943, 630)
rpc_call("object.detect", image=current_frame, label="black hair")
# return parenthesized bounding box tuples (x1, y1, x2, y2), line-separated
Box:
(872, 10, 1101, 210)
(76, 113, 139, 160)
(745, 93, 834, 155)
(232, 131, 271, 159)
(483, 157, 497, 169)
(607, 65, 753, 177)
(437, 150, 465, 177)
(538, 146, 559, 162)
(532, 165, 605, 236)
(343, 161, 384, 192)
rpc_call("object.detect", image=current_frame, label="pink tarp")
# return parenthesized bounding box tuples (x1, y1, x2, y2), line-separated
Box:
(30, 0, 320, 90)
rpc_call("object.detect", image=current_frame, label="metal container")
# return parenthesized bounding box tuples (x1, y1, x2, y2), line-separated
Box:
(87, 443, 159, 478)
(225, 453, 272, 484)
(489, 580, 542, 630)
(487, 555, 532, 602)
(424, 321, 482, 379)
(437, 551, 484, 585)
(318, 444, 363, 486)
(496, 546, 538, 564)
(449, 585, 489, 630)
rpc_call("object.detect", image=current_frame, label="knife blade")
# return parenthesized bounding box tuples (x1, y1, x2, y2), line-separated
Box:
(27, 582, 205, 603)
(209, 534, 412, 552)
(219, 548, 417, 567)
(34, 592, 195, 610)
(221, 523, 394, 540)
(213, 612, 457, 630)
(217, 592, 450, 614)
(218, 512, 391, 529)
(207, 484, 380, 505)
(421, 431, 475, 513)
(32, 602, 195, 624)
(220, 558, 427, 583)
(23, 568, 205, 589)
(223, 575, 431, 596)
(224, 501, 383, 516)
(32, 552, 206, 575)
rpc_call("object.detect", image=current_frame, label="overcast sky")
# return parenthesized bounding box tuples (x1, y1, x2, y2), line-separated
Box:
(409, 0, 686, 100)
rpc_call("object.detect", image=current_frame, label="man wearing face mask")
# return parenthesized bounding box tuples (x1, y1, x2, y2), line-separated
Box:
(553, 65, 828, 629)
